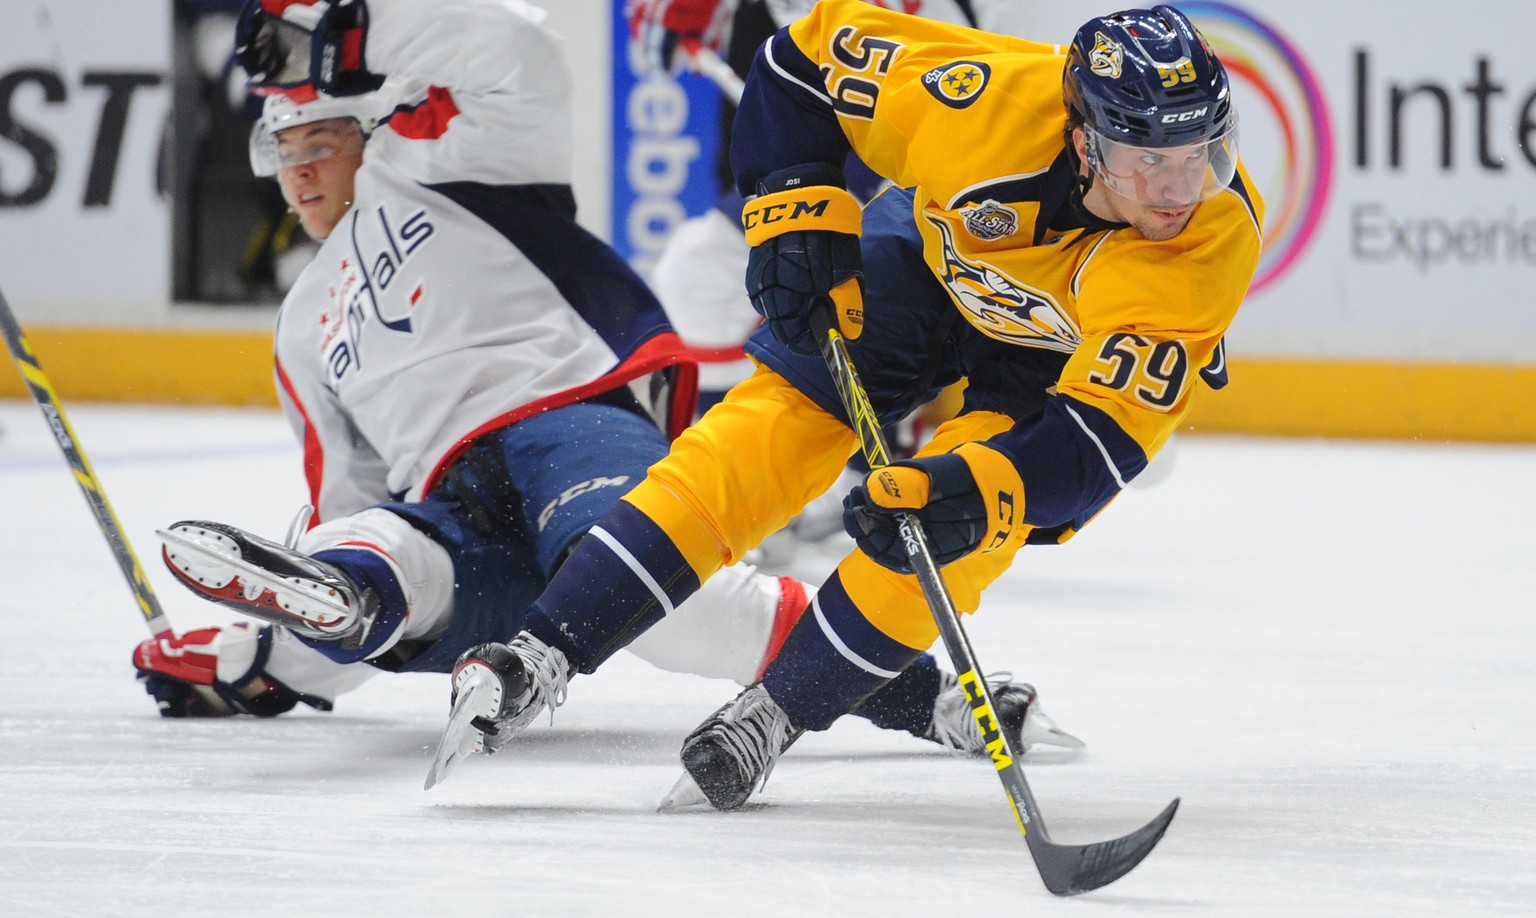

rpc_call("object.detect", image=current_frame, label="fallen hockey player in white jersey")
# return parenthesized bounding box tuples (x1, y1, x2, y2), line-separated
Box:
(135, 0, 1081, 776)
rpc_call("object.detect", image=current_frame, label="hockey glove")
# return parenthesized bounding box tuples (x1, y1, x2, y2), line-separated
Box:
(626, 0, 738, 75)
(133, 624, 331, 718)
(743, 163, 864, 356)
(234, 0, 383, 96)
(843, 443, 1025, 574)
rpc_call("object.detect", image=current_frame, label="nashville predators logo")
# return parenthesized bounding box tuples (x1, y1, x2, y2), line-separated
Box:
(921, 60, 990, 109)
(928, 216, 1081, 353)
(1089, 31, 1124, 79)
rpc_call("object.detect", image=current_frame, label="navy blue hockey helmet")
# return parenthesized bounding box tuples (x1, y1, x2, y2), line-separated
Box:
(1064, 6, 1239, 205)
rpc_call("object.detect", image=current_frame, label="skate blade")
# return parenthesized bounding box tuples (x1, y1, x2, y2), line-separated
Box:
(656, 771, 712, 813)
(1022, 708, 1086, 751)
(423, 678, 494, 791)
(157, 527, 350, 619)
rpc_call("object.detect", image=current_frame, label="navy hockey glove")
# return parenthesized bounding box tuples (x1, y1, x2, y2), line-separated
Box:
(133, 624, 331, 718)
(235, 0, 383, 96)
(743, 163, 864, 356)
(843, 443, 1025, 574)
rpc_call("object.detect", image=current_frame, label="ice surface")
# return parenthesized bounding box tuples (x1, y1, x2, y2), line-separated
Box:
(2, 400, 1533, 916)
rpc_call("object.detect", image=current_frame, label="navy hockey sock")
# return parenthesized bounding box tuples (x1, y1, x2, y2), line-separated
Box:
(850, 652, 944, 736)
(762, 572, 925, 731)
(522, 501, 702, 673)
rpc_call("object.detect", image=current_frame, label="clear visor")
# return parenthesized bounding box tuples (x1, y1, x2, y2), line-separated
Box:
(1085, 117, 1239, 208)
(249, 118, 363, 177)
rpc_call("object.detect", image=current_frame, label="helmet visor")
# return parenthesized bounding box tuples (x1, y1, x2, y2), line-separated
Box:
(1085, 117, 1239, 207)
(249, 117, 364, 177)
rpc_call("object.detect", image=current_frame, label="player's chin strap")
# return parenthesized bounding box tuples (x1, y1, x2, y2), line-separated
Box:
(1064, 139, 1102, 223)
(1059, 141, 1131, 236)
(806, 298, 1178, 897)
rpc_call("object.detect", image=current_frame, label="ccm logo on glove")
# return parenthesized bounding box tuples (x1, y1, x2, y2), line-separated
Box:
(845, 443, 1024, 573)
(872, 468, 918, 504)
(741, 190, 862, 244)
(742, 163, 866, 354)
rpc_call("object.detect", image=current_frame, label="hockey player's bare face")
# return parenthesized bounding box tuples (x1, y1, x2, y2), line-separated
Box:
(1073, 128, 1198, 242)
(275, 119, 365, 240)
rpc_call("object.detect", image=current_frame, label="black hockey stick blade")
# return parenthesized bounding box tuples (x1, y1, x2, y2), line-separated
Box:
(807, 301, 1178, 895)
(1028, 797, 1180, 896)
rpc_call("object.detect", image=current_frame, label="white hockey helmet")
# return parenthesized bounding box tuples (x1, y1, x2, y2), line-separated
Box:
(248, 91, 380, 177)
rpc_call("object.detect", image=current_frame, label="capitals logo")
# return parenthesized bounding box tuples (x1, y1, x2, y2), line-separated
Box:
(927, 216, 1081, 353)
(320, 203, 436, 382)
(922, 60, 990, 109)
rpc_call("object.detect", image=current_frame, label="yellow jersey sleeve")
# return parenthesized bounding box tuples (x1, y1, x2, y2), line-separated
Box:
(1057, 165, 1264, 456)
(766, 0, 1064, 193)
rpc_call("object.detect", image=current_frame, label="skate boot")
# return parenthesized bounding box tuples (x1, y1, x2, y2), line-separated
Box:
(924, 672, 1085, 756)
(159, 520, 381, 652)
(424, 632, 572, 789)
(667, 684, 804, 811)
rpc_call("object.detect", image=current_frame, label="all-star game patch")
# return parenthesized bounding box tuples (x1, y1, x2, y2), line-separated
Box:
(922, 60, 991, 109)
(960, 200, 1019, 241)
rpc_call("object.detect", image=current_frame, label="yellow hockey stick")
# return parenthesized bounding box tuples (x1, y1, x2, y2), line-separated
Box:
(0, 287, 172, 637)
(808, 301, 1178, 896)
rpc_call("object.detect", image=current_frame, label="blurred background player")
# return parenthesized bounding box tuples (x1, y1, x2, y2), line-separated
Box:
(627, 0, 1035, 562)
(433, 0, 1259, 811)
(135, 0, 1079, 769)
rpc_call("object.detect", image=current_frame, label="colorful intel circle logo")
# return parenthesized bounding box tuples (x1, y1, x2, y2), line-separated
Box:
(1183, 2, 1333, 294)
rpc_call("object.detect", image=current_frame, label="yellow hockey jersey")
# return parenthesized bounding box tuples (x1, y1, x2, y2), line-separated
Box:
(735, 0, 1263, 477)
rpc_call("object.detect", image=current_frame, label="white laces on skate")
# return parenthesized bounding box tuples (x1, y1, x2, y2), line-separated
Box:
(926, 671, 1085, 755)
(502, 634, 571, 733)
(926, 670, 1010, 752)
(706, 685, 794, 792)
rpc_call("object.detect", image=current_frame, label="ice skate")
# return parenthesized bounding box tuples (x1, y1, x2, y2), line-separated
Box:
(660, 684, 803, 812)
(924, 672, 1084, 756)
(159, 520, 380, 651)
(424, 633, 571, 790)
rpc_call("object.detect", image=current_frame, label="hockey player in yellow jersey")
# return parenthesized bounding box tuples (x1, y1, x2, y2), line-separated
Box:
(431, 2, 1263, 810)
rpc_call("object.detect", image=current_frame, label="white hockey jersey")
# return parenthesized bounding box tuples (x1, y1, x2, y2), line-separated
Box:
(273, 0, 694, 523)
